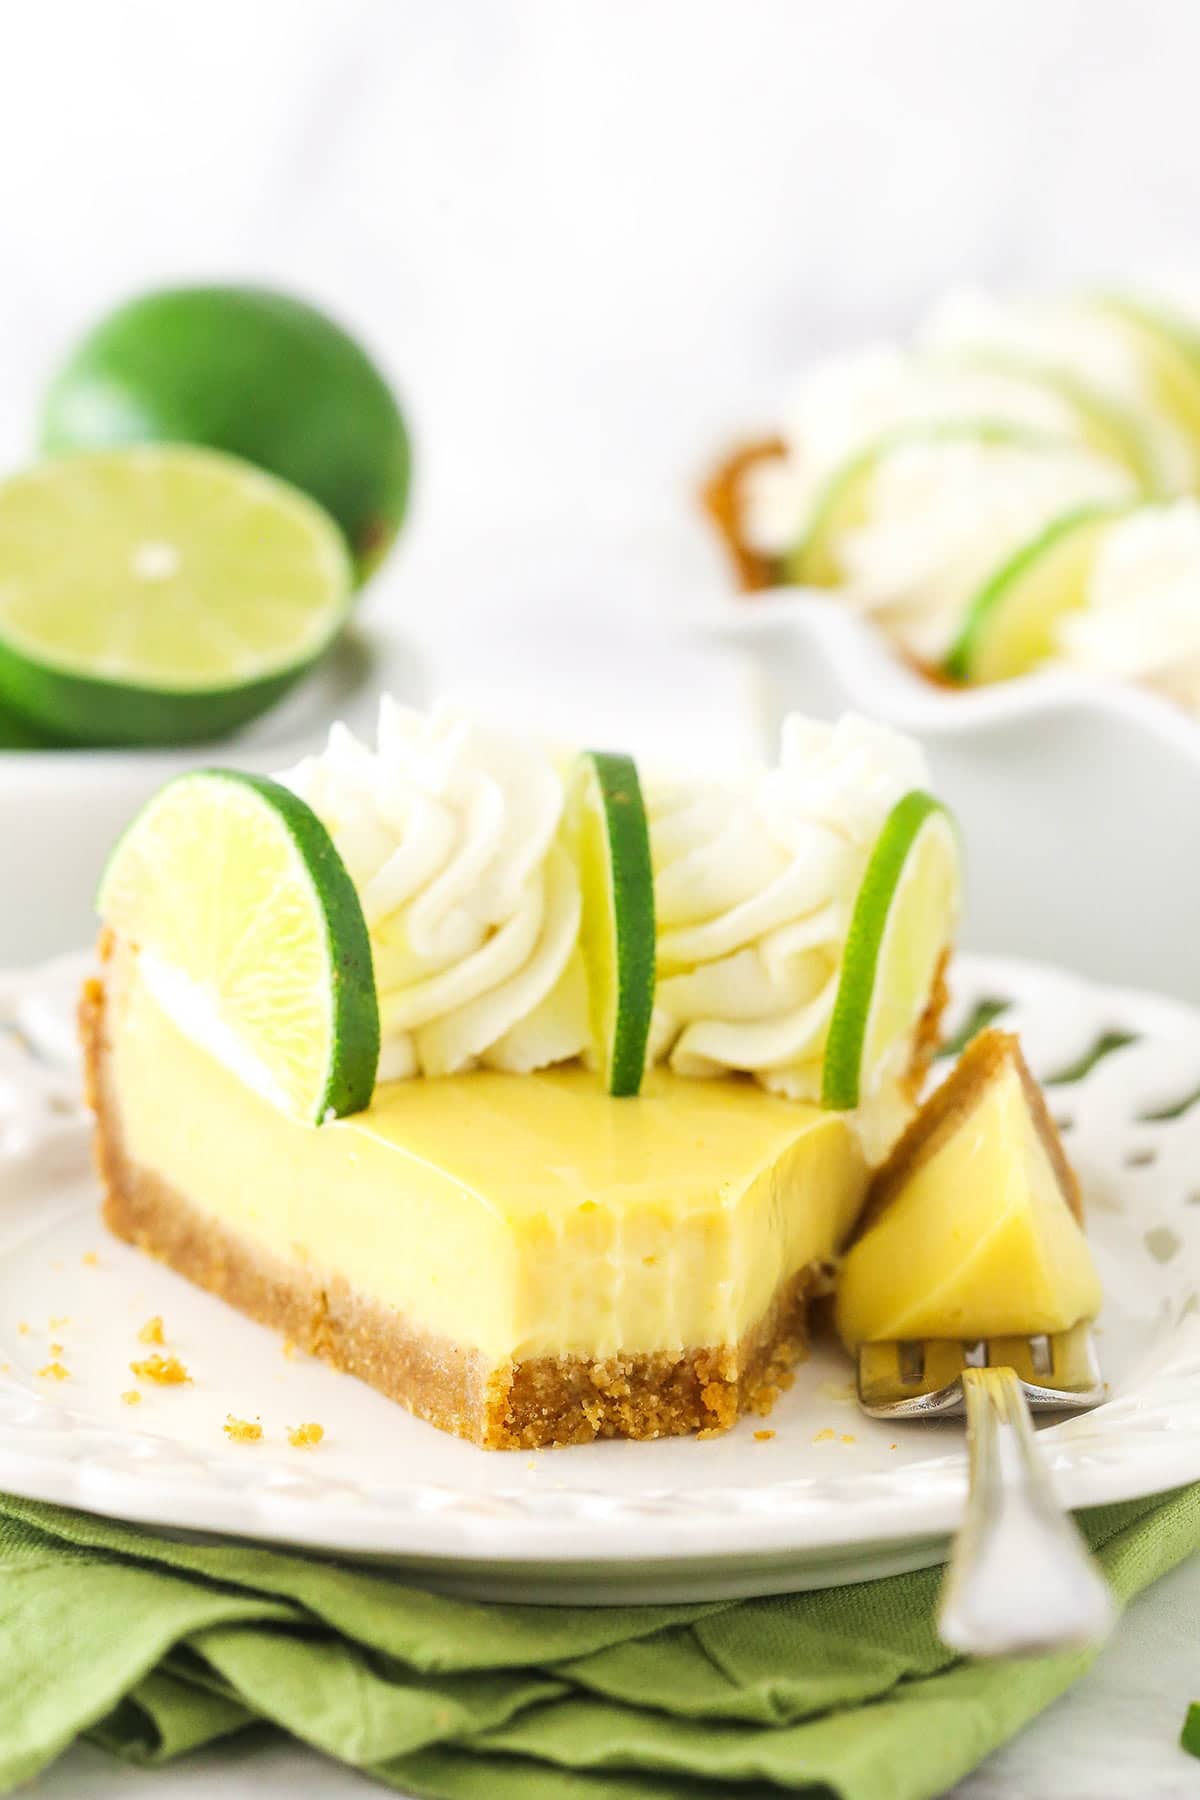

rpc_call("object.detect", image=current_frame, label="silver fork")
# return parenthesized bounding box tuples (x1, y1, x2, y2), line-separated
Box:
(858, 1324, 1115, 1657)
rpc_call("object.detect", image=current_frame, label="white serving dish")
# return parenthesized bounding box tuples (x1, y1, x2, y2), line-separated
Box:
(0, 625, 430, 966)
(1, 949, 1198, 1604)
(705, 593, 1200, 1005)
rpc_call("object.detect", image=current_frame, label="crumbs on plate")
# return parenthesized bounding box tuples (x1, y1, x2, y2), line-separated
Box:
(81, 1252, 99, 1268)
(753, 1429, 776, 1443)
(121, 1389, 142, 1406)
(130, 1353, 190, 1386)
(137, 1316, 165, 1346)
(224, 1415, 263, 1443)
(812, 1427, 837, 1444)
(37, 1362, 68, 1381)
(287, 1422, 324, 1449)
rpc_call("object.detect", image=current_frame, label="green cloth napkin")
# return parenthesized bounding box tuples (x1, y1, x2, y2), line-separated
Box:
(3, 1485, 1198, 1799)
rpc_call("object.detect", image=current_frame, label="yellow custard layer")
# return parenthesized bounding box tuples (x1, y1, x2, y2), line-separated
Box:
(107, 951, 870, 1363)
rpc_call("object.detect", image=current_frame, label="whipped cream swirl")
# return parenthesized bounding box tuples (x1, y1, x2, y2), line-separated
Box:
(742, 344, 1088, 558)
(280, 700, 589, 1080)
(648, 714, 933, 1118)
(1057, 499, 1200, 709)
(833, 436, 1133, 664)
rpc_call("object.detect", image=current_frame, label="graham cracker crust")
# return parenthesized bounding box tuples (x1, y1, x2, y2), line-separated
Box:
(80, 962, 821, 1451)
(701, 437, 785, 592)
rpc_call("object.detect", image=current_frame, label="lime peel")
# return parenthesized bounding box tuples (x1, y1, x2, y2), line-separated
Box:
(944, 502, 1133, 684)
(822, 791, 961, 1112)
(98, 769, 379, 1124)
(571, 750, 656, 1097)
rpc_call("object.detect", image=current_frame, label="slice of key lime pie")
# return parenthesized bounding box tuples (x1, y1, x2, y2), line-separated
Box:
(83, 701, 960, 1448)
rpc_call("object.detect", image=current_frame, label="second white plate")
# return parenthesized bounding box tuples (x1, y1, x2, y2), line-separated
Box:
(1, 950, 1199, 1603)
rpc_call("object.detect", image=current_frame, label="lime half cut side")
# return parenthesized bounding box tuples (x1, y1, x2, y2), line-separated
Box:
(945, 502, 1133, 685)
(98, 770, 379, 1124)
(823, 792, 961, 1112)
(571, 750, 656, 1097)
(781, 420, 1067, 589)
(0, 446, 353, 746)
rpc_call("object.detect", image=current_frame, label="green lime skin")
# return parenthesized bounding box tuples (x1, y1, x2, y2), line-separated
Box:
(40, 287, 411, 582)
(584, 749, 656, 1098)
(0, 698, 59, 749)
(822, 791, 954, 1112)
(212, 772, 381, 1122)
(0, 648, 310, 750)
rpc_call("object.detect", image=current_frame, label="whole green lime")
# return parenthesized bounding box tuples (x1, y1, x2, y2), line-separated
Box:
(39, 286, 411, 582)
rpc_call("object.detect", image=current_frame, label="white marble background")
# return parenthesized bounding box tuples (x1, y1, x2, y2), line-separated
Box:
(6, 2, 1200, 1793)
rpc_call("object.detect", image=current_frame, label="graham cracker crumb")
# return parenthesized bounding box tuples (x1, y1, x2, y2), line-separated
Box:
(121, 1389, 142, 1406)
(138, 1315, 164, 1346)
(48, 1343, 63, 1357)
(224, 1415, 263, 1443)
(282, 1338, 298, 1361)
(754, 1429, 776, 1442)
(841, 1434, 857, 1446)
(130, 1353, 190, 1385)
(81, 1252, 98, 1268)
(813, 1427, 837, 1443)
(696, 1426, 724, 1440)
(287, 1422, 324, 1448)
(17, 1323, 29, 1336)
(38, 1362, 68, 1381)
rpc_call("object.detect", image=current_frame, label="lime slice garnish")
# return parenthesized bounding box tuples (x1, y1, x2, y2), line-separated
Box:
(1094, 297, 1200, 487)
(944, 502, 1133, 684)
(570, 750, 656, 1097)
(782, 420, 1068, 587)
(934, 350, 1163, 495)
(823, 791, 961, 1112)
(0, 446, 353, 746)
(98, 769, 379, 1124)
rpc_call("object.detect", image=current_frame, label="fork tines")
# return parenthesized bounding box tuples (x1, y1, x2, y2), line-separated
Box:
(857, 1322, 1103, 1419)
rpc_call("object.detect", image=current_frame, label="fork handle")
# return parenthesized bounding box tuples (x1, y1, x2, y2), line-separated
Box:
(937, 1365, 1115, 1658)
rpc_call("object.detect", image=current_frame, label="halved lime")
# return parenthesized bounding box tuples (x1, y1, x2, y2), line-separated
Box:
(944, 502, 1133, 684)
(823, 792, 961, 1112)
(782, 420, 1064, 587)
(41, 285, 411, 582)
(0, 446, 353, 747)
(98, 769, 379, 1123)
(1094, 297, 1200, 486)
(570, 750, 656, 1096)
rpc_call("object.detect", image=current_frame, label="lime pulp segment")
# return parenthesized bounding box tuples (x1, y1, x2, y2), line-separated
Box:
(0, 446, 353, 746)
(98, 770, 379, 1123)
(572, 750, 656, 1097)
(822, 791, 960, 1112)
(944, 502, 1133, 684)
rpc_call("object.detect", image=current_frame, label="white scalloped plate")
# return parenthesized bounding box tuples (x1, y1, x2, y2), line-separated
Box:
(703, 593, 1200, 1007)
(2, 951, 1199, 1604)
